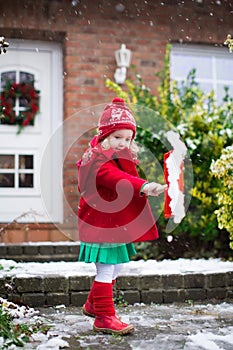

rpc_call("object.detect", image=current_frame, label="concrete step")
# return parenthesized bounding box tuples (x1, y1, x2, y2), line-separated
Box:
(0, 242, 80, 262)
(0, 268, 232, 307)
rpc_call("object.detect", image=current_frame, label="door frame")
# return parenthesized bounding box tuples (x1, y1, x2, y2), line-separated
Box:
(0, 39, 63, 223)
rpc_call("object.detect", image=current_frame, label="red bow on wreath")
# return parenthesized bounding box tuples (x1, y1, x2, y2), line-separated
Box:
(0, 82, 40, 134)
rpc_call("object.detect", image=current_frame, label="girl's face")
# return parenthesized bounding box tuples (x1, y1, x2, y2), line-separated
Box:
(108, 129, 133, 151)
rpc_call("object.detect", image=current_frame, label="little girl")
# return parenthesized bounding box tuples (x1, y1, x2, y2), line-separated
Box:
(77, 97, 166, 335)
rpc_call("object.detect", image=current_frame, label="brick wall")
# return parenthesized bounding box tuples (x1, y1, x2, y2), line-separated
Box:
(0, 0, 232, 242)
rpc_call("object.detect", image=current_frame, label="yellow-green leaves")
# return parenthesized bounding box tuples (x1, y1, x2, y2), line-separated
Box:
(211, 146, 233, 249)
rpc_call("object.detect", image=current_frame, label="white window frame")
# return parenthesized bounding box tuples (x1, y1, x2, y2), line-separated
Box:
(0, 149, 39, 196)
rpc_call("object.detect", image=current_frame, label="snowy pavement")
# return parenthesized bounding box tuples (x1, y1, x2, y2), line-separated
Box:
(12, 301, 233, 350)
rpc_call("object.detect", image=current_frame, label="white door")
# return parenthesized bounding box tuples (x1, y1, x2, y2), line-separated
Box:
(0, 40, 63, 223)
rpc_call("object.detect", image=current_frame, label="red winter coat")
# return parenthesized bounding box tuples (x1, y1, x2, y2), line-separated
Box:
(77, 141, 158, 243)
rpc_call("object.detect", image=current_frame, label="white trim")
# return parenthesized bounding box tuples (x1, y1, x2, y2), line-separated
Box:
(171, 43, 230, 56)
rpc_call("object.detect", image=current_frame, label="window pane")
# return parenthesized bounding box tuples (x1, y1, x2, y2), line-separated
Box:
(20, 72, 34, 84)
(217, 84, 233, 103)
(171, 53, 212, 79)
(191, 56, 212, 79)
(176, 81, 213, 95)
(19, 174, 33, 188)
(0, 155, 15, 169)
(171, 54, 189, 78)
(19, 155, 33, 169)
(19, 96, 30, 108)
(0, 173, 14, 187)
(197, 82, 214, 94)
(1, 71, 16, 90)
(215, 57, 233, 81)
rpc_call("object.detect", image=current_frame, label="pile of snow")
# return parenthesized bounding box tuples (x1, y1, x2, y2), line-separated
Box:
(186, 329, 233, 350)
(0, 297, 38, 319)
(0, 297, 69, 349)
(0, 258, 233, 278)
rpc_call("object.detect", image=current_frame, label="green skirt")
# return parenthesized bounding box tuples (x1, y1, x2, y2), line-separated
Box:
(78, 242, 136, 264)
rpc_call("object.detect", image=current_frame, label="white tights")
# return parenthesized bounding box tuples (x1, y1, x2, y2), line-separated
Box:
(95, 263, 125, 283)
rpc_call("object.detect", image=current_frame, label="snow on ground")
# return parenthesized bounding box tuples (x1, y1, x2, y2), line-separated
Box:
(185, 330, 233, 350)
(2, 300, 233, 350)
(32, 302, 233, 349)
(0, 258, 233, 278)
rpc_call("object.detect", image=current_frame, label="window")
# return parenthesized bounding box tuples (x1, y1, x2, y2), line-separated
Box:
(170, 44, 233, 103)
(1, 70, 35, 89)
(0, 153, 34, 188)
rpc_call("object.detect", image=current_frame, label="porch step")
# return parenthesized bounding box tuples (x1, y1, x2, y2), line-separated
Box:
(0, 242, 80, 262)
(0, 268, 232, 307)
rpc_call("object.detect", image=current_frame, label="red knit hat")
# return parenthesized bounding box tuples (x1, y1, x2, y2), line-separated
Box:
(97, 97, 136, 142)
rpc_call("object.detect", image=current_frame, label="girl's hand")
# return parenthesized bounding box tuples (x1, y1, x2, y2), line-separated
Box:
(141, 182, 167, 196)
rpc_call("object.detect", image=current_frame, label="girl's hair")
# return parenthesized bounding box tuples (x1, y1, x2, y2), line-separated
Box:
(101, 136, 139, 160)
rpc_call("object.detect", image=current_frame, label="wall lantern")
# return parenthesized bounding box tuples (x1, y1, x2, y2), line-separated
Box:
(114, 44, 132, 84)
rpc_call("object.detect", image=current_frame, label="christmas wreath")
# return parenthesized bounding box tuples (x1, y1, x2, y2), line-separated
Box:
(0, 82, 40, 134)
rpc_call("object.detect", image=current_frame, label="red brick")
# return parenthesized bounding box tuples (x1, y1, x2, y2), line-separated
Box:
(49, 229, 71, 242)
(25, 230, 49, 242)
(2, 230, 26, 243)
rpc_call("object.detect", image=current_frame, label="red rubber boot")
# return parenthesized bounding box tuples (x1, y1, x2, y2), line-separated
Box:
(94, 315, 135, 335)
(82, 283, 95, 317)
(92, 281, 134, 335)
(83, 279, 117, 318)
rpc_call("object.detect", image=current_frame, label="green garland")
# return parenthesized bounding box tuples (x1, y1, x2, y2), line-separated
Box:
(0, 82, 40, 134)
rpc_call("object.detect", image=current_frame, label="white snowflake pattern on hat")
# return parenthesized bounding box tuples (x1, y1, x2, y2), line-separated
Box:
(104, 107, 136, 126)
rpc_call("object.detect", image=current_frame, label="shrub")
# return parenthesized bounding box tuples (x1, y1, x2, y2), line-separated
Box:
(211, 146, 233, 250)
(0, 298, 51, 348)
